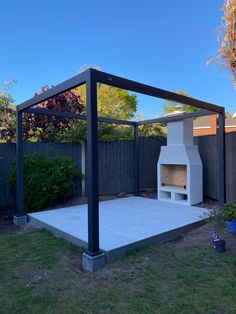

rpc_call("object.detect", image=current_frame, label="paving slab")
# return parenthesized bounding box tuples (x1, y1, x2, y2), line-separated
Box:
(28, 196, 208, 260)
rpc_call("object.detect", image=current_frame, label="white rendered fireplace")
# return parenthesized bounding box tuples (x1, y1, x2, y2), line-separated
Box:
(157, 118, 203, 205)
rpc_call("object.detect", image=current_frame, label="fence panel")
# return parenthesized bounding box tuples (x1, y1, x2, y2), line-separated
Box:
(194, 135, 219, 200)
(97, 140, 135, 194)
(225, 132, 236, 203)
(139, 137, 166, 190)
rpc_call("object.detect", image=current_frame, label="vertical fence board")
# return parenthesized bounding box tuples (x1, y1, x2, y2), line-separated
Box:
(0, 143, 16, 206)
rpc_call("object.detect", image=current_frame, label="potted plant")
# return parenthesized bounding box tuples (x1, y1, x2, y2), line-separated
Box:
(219, 203, 236, 233)
(211, 230, 226, 252)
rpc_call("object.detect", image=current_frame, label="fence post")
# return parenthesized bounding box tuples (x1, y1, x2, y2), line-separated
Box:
(81, 142, 86, 197)
(134, 124, 140, 196)
(14, 109, 27, 225)
(218, 112, 226, 207)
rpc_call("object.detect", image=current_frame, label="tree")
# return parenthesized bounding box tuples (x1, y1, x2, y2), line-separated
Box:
(138, 123, 165, 138)
(77, 66, 137, 120)
(0, 81, 138, 142)
(0, 80, 16, 143)
(76, 83, 137, 120)
(71, 82, 137, 142)
(136, 114, 165, 138)
(209, 0, 236, 88)
(23, 86, 85, 141)
(162, 90, 198, 114)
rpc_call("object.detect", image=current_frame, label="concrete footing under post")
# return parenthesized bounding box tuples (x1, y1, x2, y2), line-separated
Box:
(82, 252, 106, 272)
(13, 215, 28, 225)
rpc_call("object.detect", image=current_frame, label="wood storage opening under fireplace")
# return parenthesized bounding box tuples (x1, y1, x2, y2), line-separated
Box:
(160, 164, 187, 189)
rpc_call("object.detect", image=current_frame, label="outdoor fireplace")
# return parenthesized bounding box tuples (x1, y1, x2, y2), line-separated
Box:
(157, 118, 203, 205)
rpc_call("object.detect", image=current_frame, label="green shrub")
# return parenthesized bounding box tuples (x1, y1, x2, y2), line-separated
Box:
(219, 203, 236, 221)
(207, 203, 236, 232)
(8, 154, 83, 212)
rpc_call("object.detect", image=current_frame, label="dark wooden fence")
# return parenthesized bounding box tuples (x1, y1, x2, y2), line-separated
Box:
(98, 140, 135, 194)
(194, 135, 219, 200)
(1, 133, 236, 206)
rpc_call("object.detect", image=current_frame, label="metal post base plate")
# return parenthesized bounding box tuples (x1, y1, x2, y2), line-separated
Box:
(13, 215, 28, 225)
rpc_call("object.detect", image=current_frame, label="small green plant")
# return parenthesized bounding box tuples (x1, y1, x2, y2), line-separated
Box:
(8, 153, 83, 212)
(219, 203, 236, 222)
(206, 203, 236, 233)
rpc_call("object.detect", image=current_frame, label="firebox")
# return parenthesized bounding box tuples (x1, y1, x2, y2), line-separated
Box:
(157, 118, 203, 205)
(160, 164, 187, 189)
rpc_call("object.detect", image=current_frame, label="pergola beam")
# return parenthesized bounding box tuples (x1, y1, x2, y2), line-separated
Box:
(18, 69, 89, 112)
(94, 69, 225, 114)
(23, 108, 136, 126)
(137, 110, 215, 126)
(17, 68, 224, 115)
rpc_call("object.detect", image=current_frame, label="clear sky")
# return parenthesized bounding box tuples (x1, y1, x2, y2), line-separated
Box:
(1, 0, 235, 118)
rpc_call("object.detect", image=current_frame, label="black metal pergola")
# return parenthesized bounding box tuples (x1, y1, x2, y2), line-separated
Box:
(15, 68, 226, 258)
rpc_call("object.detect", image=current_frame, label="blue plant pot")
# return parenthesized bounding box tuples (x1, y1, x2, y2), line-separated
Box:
(225, 221, 236, 233)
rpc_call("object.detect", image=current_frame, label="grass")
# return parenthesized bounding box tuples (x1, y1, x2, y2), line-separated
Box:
(0, 227, 236, 314)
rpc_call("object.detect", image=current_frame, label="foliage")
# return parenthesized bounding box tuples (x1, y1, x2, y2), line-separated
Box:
(0, 80, 16, 142)
(219, 203, 236, 221)
(162, 90, 199, 114)
(136, 114, 166, 138)
(98, 124, 134, 142)
(8, 154, 83, 212)
(0, 71, 166, 142)
(72, 82, 138, 142)
(138, 123, 165, 138)
(207, 203, 236, 233)
(209, 0, 236, 88)
(23, 80, 137, 143)
(23, 86, 85, 142)
(76, 83, 137, 120)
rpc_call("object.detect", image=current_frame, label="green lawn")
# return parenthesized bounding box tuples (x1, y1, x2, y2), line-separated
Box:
(0, 227, 236, 314)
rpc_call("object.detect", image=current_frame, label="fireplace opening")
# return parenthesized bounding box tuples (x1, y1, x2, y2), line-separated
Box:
(160, 164, 187, 189)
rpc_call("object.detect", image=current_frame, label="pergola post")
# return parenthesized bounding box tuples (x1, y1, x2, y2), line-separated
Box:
(14, 109, 27, 225)
(82, 69, 106, 272)
(134, 124, 140, 196)
(218, 111, 226, 207)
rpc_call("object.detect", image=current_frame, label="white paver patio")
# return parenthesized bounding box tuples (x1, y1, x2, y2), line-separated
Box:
(28, 196, 208, 259)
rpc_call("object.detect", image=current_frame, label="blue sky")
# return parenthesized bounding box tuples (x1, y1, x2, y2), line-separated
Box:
(0, 0, 234, 118)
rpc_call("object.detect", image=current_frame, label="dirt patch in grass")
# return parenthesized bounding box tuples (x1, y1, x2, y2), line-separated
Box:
(0, 205, 22, 234)
(176, 223, 236, 257)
